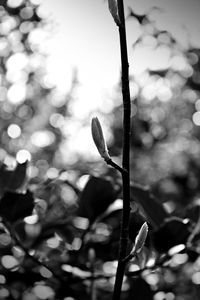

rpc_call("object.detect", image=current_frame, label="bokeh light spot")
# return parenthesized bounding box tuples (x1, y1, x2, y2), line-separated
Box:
(24, 215, 38, 225)
(47, 236, 60, 249)
(25, 223, 41, 238)
(46, 167, 59, 179)
(171, 253, 188, 266)
(7, 52, 28, 70)
(7, 0, 24, 8)
(195, 99, 200, 111)
(154, 291, 165, 300)
(0, 38, 9, 57)
(39, 267, 52, 279)
(16, 149, 31, 163)
(33, 285, 55, 300)
(7, 84, 26, 104)
(7, 124, 21, 138)
(20, 7, 34, 20)
(49, 113, 65, 128)
(0, 233, 11, 247)
(0, 275, 6, 284)
(192, 111, 200, 126)
(192, 272, 200, 284)
(0, 87, 7, 101)
(145, 273, 159, 286)
(0, 288, 9, 298)
(31, 130, 55, 147)
(1, 255, 19, 270)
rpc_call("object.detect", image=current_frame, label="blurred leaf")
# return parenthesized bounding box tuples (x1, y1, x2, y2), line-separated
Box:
(108, 0, 121, 26)
(0, 162, 28, 195)
(152, 217, 191, 252)
(148, 68, 168, 77)
(0, 190, 34, 222)
(128, 277, 153, 300)
(94, 198, 123, 223)
(186, 248, 199, 262)
(7, 161, 28, 191)
(77, 176, 116, 223)
(130, 182, 169, 229)
(5, 270, 43, 285)
(182, 202, 200, 223)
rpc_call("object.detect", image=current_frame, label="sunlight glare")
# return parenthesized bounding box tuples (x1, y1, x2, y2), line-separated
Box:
(6, 52, 28, 70)
(7, 0, 24, 8)
(31, 130, 55, 147)
(33, 285, 55, 300)
(192, 112, 200, 126)
(7, 84, 26, 104)
(1, 255, 19, 270)
(16, 149, 31, 163)
(7, 124, 21, 138)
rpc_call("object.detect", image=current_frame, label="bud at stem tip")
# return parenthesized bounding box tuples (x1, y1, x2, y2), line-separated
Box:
(131, 222, 148, 255)
(91, 117, 110, 161)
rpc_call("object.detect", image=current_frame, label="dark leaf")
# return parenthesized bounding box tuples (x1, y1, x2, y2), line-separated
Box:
(77, 176, 116, 223)
(5, 271, 43, 285)
(152, 217, 190, 253)
(128, 277, 153, 300)
(182, 202, 200, 223)
(131, 182, 169, 229)
(186, 249, 199, 262)
(0, 190, 34, 222)
(148, 68, 168, 77)
(7, 161, 28, 191)
(128, 8, 148, 24)
(0, 161, 28, 195)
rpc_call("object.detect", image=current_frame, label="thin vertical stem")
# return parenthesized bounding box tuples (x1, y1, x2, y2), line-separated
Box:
(112, 0, 131, 299)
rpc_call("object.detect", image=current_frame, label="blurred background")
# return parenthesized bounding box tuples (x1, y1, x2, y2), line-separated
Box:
(0, 0, 200, 208)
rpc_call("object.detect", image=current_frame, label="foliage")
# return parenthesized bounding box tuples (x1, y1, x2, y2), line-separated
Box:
(0, 165, 200, 300)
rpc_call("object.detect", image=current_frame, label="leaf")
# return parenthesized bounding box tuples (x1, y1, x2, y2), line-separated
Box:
(0, 190, 34, 222)
(5, 271, 44, 285)
(77, 176, 117, 223)
(7, 161, 28, 191)
(152, 217, 191, 253)
(182, 202, 200, 223)
(108, 0, 121, 26)
(128, 277, 153, 300)
(0, 161, 28, 195)
(132, 222, 148, 254)
(130, 182, 169, 229)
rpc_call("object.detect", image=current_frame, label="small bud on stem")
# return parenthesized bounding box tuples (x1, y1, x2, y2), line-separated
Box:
(108, 0, 121, 26)
(91, 117, 110, 161)
(131, 222, 148, 255)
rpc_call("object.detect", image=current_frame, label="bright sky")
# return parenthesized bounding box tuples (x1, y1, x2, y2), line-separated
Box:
(37, 0, 200, 160)
(40, 0, 200, 114)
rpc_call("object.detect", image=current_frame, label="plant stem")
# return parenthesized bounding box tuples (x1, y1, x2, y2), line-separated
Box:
(112, 0, 131, 299)
(106, 158, 127, 174)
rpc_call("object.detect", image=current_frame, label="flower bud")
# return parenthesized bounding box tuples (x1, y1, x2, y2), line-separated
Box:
(131, 222, 148, 254)
(108, 0, 121, 26)
(91, 117, 110, 161)
(88, 248, 96, 264)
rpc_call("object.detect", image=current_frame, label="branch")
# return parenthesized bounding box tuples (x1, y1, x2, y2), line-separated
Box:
(112, 0, 132, 299)
(105, 158, 127, 174)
